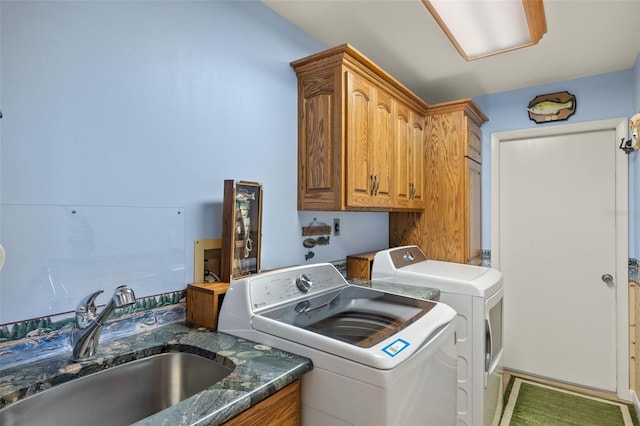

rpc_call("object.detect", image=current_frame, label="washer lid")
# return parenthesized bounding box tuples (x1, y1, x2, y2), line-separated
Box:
(259, 286, 434, 348)
(252, 287, 456, 369)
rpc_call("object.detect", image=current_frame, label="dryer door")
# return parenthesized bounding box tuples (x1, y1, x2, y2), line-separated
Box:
(485, 286, 503, 383)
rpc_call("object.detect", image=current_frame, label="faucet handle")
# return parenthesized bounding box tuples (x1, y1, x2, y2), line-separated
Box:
(75, 290, 103, 324)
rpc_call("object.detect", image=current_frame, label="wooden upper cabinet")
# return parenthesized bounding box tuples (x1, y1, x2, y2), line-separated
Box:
(389, 99, 488, 265)
(291, 44, 428, 211)
(466, 157, 483, 265)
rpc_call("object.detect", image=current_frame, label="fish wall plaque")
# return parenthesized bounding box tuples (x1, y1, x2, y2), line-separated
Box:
(527, 91, 576, 123)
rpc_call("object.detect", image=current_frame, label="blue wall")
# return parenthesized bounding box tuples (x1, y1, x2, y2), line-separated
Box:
(0, 1, 389, 324)
(635, 53, 640, 111)
(474, 64, 638, 256)
(3, 0, 637, 324)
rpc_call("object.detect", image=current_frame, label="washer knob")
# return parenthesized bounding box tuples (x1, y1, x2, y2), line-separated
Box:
(403, 251, 415, 262)
(296, 274, 312, 292)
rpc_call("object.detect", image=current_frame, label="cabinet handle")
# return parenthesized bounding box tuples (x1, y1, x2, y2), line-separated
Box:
(373, 175, 380, 196)
(370, 175, 376, 196)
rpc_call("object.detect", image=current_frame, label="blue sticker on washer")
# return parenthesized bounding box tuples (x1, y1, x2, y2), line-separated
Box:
(382, 339, 410, 357)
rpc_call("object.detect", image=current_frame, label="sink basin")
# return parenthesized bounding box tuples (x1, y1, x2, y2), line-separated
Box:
(0, 351, 233, 426)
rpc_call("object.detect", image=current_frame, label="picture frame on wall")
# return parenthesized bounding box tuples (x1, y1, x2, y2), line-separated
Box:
(221, 180, 263, 282)
(193, 238, 222, 283)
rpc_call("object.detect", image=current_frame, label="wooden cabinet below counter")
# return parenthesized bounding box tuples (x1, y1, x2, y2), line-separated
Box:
(291, 44, 428, 211)
(223, 380, 301, 426)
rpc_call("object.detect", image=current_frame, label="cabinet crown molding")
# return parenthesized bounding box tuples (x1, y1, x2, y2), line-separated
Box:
(291, 43, 429, 114)
(427, 98, 489, 126)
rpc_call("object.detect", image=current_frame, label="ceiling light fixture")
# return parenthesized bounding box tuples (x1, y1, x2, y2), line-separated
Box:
(422, 0, 547, 61)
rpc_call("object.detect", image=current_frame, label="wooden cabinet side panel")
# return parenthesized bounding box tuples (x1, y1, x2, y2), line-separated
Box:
(466, 119, 482, 163)
(632, 283, 640, 392)
(298, 70, 343, 210)
(389, 211, 425, 250)
(186, 283, 229, 330)
(186, 286, 216, 329)
(466, 158, 482, 265)
(423, 112, 466, 263)
(346, 251, 377, 280)
(223, 380, 301, 426)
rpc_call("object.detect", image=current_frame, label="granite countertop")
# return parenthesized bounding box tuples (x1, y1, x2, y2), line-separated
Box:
(348, 278, 441, 301)
(0, 323, 312, 425)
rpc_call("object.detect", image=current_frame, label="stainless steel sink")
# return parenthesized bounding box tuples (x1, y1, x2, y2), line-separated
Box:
(0, 351, 233, 426)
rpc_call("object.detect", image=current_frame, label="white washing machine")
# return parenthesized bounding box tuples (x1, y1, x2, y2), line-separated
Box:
(371, 246, 503, 426)
(218, 263, 458, 425)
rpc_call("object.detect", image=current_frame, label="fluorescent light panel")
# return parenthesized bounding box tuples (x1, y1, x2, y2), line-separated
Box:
(423, 0, 547, 61)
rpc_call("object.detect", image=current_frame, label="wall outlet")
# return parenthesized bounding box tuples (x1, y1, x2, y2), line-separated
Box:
(333, 218, 340, 236)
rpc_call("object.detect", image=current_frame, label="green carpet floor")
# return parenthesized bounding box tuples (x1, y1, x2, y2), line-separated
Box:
(500, 377, 640, 426)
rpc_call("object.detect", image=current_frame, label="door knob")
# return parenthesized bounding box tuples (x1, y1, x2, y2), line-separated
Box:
(602, 274, 614, 286)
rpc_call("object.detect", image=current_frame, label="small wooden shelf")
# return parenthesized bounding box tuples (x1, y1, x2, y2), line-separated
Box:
(186, 282, 230, 330)
(346, 250, 381, 280)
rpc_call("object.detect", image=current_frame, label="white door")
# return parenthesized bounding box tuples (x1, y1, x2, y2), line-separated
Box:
(492, 120, 628, 395)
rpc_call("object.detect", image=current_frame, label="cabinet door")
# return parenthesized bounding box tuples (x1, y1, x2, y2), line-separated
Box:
(297, 70, 341, 210)
(371, 88, 394, 208)
(345, 71, 374, 207)
(393, 102, 411, 208)
(466, 158, 482, 265)
(393, 104, 424, 210)
(409, 112, 425, 209)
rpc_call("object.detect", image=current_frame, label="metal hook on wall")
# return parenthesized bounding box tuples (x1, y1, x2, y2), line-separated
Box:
(619, 138, 638, 154)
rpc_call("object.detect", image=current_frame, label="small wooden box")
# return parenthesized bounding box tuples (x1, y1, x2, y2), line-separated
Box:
(186, 282, 230, 330)
(346, 250, 380, 280)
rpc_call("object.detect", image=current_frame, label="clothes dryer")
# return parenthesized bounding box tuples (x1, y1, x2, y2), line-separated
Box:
(372, 246, 503, 426)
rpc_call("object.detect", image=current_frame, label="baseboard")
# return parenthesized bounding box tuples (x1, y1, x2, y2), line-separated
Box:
(631, 390, 640, 419)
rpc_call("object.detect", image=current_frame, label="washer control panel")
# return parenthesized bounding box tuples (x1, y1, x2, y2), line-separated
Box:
(248, 263, 347, 311)
(388, 246, 428, 268)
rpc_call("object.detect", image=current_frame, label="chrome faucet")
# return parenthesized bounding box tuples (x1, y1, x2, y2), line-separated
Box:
(70, 285, 136, 362)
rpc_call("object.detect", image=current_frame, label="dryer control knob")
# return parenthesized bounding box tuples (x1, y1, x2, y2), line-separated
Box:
(295, 274, 312, 292)
(403, 251, 415, 262)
